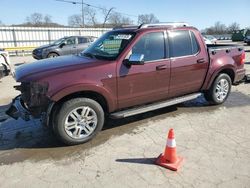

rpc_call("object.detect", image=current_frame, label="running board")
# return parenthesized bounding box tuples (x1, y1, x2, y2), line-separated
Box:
(110, 93, 202, 119)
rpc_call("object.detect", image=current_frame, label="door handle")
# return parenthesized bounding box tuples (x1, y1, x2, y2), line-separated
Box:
(197, 58, 206, 64)
(156, 64, 167, 70)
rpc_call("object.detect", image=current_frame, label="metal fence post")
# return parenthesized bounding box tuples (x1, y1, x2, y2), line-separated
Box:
(12, 29, 18, 55)
(48, 29, 51, 44)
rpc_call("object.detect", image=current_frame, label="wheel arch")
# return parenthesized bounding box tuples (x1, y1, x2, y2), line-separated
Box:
(47, 51, 60, 58)
(47, 89, 111, 130)
(49, 84, 116, 113)
(203, 65, 236, 90)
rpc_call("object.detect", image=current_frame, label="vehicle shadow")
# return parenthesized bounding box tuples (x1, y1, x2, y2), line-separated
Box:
(0, 91, 249, 164)
(0, 105, 178, 151)
(0, 104, 10, 122)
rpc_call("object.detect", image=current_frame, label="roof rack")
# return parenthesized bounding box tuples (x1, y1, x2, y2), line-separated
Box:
(112, 22, 189, 30)
(113, 25, 139, 30)
(139, 22, 189, 29)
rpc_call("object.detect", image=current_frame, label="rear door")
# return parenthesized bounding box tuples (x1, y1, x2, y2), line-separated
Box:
(168, 29, 209, 97)
(77, 37, 90, 53)
(117, 31, 171, 109)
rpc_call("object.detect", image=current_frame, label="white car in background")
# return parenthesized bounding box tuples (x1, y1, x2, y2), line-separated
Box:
(203, 37, 213, 45)
(204, 35, 217, 44)
(0, 49, 12, 79)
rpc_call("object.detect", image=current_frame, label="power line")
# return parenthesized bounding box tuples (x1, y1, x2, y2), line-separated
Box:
(55, 0, 138, 19)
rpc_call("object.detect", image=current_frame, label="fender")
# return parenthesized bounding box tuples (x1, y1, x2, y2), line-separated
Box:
(50, 83, 117, 112)
(202, 55, 236, 90)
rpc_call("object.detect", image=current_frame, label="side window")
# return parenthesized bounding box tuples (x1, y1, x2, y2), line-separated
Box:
(78, 37, 88, 44)
(169, 30, 200, 58)
(132, 32, 165, 62)
(169, 30, 192, 57)
(65, 37, 76, 45)
(190, 32, 200, 54)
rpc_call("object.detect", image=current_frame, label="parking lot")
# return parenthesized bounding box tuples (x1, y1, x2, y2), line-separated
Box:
(0, 42, 250, 187)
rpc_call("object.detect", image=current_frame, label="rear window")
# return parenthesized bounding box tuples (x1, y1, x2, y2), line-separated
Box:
(78, 37, 88, 44)
(169, 30, 200, 58)
(190, 32, 199, 54)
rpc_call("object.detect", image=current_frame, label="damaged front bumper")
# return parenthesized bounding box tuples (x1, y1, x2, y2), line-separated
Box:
(6, 96, 31, 121)
(6, 81, 51, 122)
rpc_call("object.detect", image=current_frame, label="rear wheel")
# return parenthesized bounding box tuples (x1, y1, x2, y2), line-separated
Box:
(54, 98, 104, 145)
(204, 73, 232, 105)
(47, 52, 59, 58)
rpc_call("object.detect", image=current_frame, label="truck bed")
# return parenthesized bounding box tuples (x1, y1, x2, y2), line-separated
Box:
(205, 43, 245, 85)
(207, 44, 243, 52)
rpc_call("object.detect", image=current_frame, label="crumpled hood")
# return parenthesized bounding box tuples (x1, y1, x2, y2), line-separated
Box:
(15, 55, 96, 81)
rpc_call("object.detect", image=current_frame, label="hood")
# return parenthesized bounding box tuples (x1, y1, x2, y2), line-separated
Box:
(15, 55, 97, 81)
(36, 44, 56, 50)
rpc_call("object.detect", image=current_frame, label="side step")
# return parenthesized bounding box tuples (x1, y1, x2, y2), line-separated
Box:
(110, 93, 202, 119)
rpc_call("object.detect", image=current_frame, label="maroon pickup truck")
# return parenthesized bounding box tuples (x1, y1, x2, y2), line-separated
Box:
(6, 23, 246, 145)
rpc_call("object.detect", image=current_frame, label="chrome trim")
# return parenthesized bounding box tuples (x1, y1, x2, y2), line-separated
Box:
(111, 93, 201, 118)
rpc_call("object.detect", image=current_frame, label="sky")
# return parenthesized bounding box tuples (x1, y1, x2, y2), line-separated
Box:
(0, 0, 249, 30)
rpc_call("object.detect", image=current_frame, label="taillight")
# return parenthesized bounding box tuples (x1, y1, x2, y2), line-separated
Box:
(240, 51, 245, 65)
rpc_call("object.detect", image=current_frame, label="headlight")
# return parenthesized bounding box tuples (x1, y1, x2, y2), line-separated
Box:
(34, 48, 43, 54)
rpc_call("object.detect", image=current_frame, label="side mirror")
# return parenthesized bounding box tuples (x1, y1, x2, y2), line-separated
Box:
(125, 53, 145, 66)
(59, 42, 66, 48)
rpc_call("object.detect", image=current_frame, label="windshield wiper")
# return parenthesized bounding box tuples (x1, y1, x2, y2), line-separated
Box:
(82, 52, 96, 59)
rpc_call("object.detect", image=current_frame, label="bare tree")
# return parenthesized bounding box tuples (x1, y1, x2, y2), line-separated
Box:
(108, 12, 121, 26)
(121, 17, 133, 25)
(204, 21, 228, 35)
(85, 7, 97, 26)
(227, 22, 240, 33)
(138, 14, 159, 24)
(68, 14, 82, 27)
(214, 22, 227, 34)
(102, 7, 114, 28)
(108, 12, 133, 27)
(24, 13, 56, 26)
(26, 13, 43, 26)
(44, 15, 52, 25)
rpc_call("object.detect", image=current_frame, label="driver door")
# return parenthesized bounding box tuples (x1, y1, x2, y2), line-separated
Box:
(117, 31, 171, 109)
(60, 37, 77, 55)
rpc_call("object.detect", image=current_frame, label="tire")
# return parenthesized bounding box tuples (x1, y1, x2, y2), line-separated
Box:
(47, 52, 59, 58)
(54, 98, 105, 145)
(204, 73, 232, 105)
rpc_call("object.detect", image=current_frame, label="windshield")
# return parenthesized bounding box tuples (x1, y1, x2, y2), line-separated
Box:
(52, 37, 66, 45)
(82, 31, 135, 60)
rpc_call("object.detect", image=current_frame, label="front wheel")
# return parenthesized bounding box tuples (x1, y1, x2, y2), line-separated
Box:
(47, 52, 59, 58)
(54, 98, 105, 145)
(204, 73, 232, 105)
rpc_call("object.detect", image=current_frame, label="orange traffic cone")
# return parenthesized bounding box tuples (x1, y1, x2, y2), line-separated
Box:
(155, 128, 184, 171)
